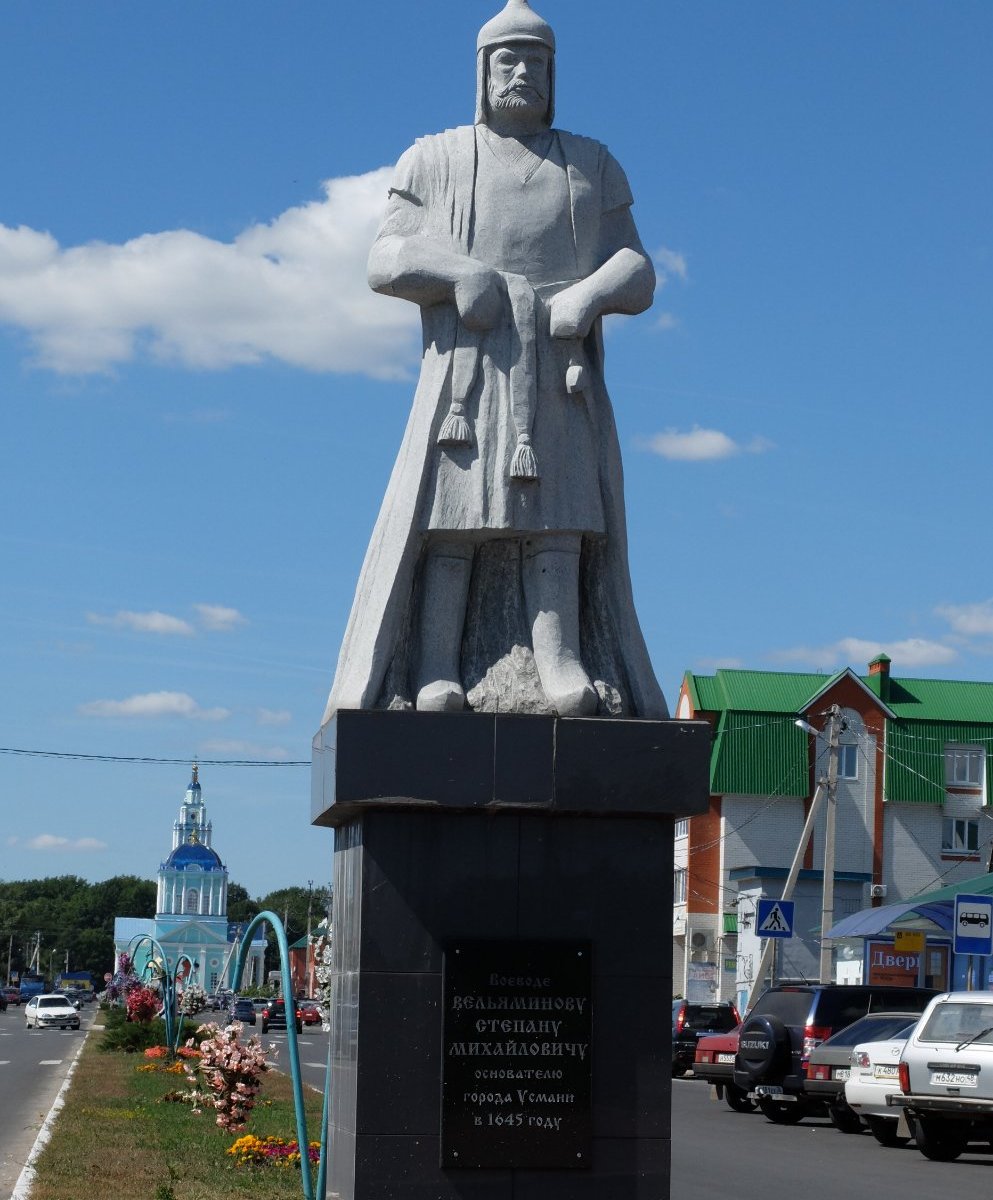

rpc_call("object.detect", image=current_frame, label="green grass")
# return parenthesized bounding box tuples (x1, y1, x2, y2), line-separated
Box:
(29, 1027, 324, 1200)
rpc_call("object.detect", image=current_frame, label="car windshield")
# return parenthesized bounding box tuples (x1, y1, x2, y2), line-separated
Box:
(920, 1002, 993, 1045)
(38, 997, 68, 1009)
(822, 1013, 918, 1047)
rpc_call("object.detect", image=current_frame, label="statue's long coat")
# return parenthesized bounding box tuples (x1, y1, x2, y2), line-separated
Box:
(322, 126, 667, 722)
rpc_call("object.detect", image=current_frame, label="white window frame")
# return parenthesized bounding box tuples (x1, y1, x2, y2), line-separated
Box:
(674, 818, 689, 838)
(674, 868, 687, 905)
(837, 743, 858, 780)
(946, 746, 985, 789)
(942, 816, 980, 855)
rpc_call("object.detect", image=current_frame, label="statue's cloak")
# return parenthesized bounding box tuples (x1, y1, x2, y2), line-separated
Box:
(322, 126, 667, 723)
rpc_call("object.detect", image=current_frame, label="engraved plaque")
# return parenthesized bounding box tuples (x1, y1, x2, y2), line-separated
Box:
(441, 941, 592, 1170)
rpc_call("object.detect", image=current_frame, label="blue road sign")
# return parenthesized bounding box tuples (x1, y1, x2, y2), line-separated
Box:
(756, 898, 795, 939)
(954, 893, 993, 956)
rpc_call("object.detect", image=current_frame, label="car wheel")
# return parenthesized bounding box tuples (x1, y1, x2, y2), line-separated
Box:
(829, 1101, 863, 1134)
(724, 1082, 756, 1113)
(867, 1116, 910, 1147)
(757, 1097, 806, 1125)
(915, 1116, 966, 1162)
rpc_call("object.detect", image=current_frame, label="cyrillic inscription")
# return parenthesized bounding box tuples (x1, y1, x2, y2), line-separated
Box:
(441, 941, 592, 1170)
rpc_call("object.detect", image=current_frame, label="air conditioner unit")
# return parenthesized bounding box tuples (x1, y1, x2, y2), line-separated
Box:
(690, 931, 710, 950)
(870, 884, 888, 899)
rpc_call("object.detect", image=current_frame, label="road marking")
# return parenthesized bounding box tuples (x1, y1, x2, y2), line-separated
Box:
(0, 1060, 11, 1065)
(39, 1060, 64, 1066)
(305, 1062, 327, 1069)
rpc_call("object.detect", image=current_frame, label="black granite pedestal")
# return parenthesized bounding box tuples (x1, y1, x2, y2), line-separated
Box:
(311, 711, 709, 1200)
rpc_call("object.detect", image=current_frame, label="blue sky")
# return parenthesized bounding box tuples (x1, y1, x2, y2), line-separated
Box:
(1, 1, 990, 897)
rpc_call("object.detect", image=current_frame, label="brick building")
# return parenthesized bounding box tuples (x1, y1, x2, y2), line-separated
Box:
(673, 656, 993, 1011)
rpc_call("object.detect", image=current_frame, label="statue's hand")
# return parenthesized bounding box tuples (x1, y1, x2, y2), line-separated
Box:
(548, 284, 595, 340)
(454, 266, 505, 332)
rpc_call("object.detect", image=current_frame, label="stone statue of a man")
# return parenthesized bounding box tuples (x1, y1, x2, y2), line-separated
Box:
(323, 0, 667, 722)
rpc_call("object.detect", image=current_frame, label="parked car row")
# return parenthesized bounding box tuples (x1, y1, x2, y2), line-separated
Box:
(688, 983, 993, 1164)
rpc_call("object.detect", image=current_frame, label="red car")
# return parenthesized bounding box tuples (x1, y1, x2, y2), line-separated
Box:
(693, 1027, 755, 1112)
(298, 1000, 323, 1026)
(2, 986, 20, 1007)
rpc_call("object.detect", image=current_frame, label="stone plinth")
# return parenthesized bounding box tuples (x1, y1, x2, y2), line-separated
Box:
(312, 711, 709, 1200)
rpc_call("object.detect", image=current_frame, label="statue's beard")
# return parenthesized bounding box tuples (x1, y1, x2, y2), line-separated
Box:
(489, 83, 545, 112)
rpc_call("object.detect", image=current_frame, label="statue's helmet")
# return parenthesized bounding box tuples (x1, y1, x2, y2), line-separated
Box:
(475, 0, 555, 127)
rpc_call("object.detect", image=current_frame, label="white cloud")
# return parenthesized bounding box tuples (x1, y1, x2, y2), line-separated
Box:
(0, 168, 419, 377)
(256, 708, 292, 726)
(194, 604, 247, 632)
(78, 691, 230, 720)
(655, 312, 679, 331)
(936, 600, 993, 637)
(653, 246, 688, 283)
(198, 739, 290, 760)
(771, 637, 957, 670)
(27, 834, 108, 851)
(638, 426, 774, 462)
(87, 609, 195, 636)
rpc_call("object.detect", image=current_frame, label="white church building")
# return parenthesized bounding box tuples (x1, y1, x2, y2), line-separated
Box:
(113, 765, 265, 993)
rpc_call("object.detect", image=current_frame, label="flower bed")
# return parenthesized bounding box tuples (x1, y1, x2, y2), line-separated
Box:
(227, 1134, 321, 1169)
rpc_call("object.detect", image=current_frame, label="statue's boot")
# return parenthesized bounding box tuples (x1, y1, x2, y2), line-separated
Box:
(523, 536, 597, 717)
(415, 541, 473, 712)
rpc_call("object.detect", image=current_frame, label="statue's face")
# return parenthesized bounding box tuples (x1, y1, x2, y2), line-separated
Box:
(487, 41, 551, 116)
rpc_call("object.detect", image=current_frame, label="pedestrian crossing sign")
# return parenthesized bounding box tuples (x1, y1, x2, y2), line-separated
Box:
(756, 898, 795, 939)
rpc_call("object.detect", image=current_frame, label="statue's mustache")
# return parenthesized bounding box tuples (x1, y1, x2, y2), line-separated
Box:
(496, 81, 544, 99)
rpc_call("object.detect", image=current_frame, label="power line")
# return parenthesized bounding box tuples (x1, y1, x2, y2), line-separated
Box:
(0, 747, 309, 766)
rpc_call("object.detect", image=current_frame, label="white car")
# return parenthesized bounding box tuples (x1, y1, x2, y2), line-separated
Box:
(844, 1018, 921, 1146)
(25, 993, 81, 1030)
(890, 991, 993, 1161)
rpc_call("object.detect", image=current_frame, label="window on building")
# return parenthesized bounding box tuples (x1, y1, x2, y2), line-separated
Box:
(946, 747, 984, 789)
(209, 972, 218, 990)
(942, 817, 980, 855)
(838, 744, 858, 780)
(675, 818, 689, 838)
(185, 888, 200, 913)
(674, 868, 687, 905)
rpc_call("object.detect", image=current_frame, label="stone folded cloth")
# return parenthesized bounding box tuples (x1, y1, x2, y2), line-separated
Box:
(436, 275, 590, 482)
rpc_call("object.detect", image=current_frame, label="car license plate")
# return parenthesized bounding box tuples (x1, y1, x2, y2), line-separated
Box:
(717, 1053, 735, 1064)
(872, 1065, 898, 1079)
(833, 1068, 851, 1081)
(930, 1070, 978, 1087)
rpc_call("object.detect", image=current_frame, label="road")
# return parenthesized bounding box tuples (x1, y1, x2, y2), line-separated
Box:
(264, 1026, 331, 1096)
(0, 1002, 94, 1197)
(672, 1074, 993, 1199)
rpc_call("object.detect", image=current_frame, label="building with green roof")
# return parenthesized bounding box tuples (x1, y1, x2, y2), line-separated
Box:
(673, 655, 993, 1010)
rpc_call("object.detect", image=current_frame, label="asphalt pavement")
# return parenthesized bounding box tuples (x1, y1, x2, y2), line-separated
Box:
(672, 1073, 993, 1199)
(0, 1003, 93, 1197)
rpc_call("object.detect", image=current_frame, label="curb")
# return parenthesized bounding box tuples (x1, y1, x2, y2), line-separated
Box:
(11, 1021, 94, 1200)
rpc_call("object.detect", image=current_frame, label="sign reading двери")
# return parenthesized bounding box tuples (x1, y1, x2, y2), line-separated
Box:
(441, 941, 592, 1170)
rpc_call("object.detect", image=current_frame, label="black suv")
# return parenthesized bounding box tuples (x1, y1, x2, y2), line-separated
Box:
(261, 998, 303, 1035)
(671, 999, 740, 1076)
(734, 984, 938, 1124)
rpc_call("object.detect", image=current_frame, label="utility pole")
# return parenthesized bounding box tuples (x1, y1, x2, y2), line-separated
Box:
(819, 705, 843, 984)
(749, 704, 845, 999)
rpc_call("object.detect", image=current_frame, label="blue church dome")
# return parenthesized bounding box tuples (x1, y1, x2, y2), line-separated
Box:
(165, 841, 222, 870)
